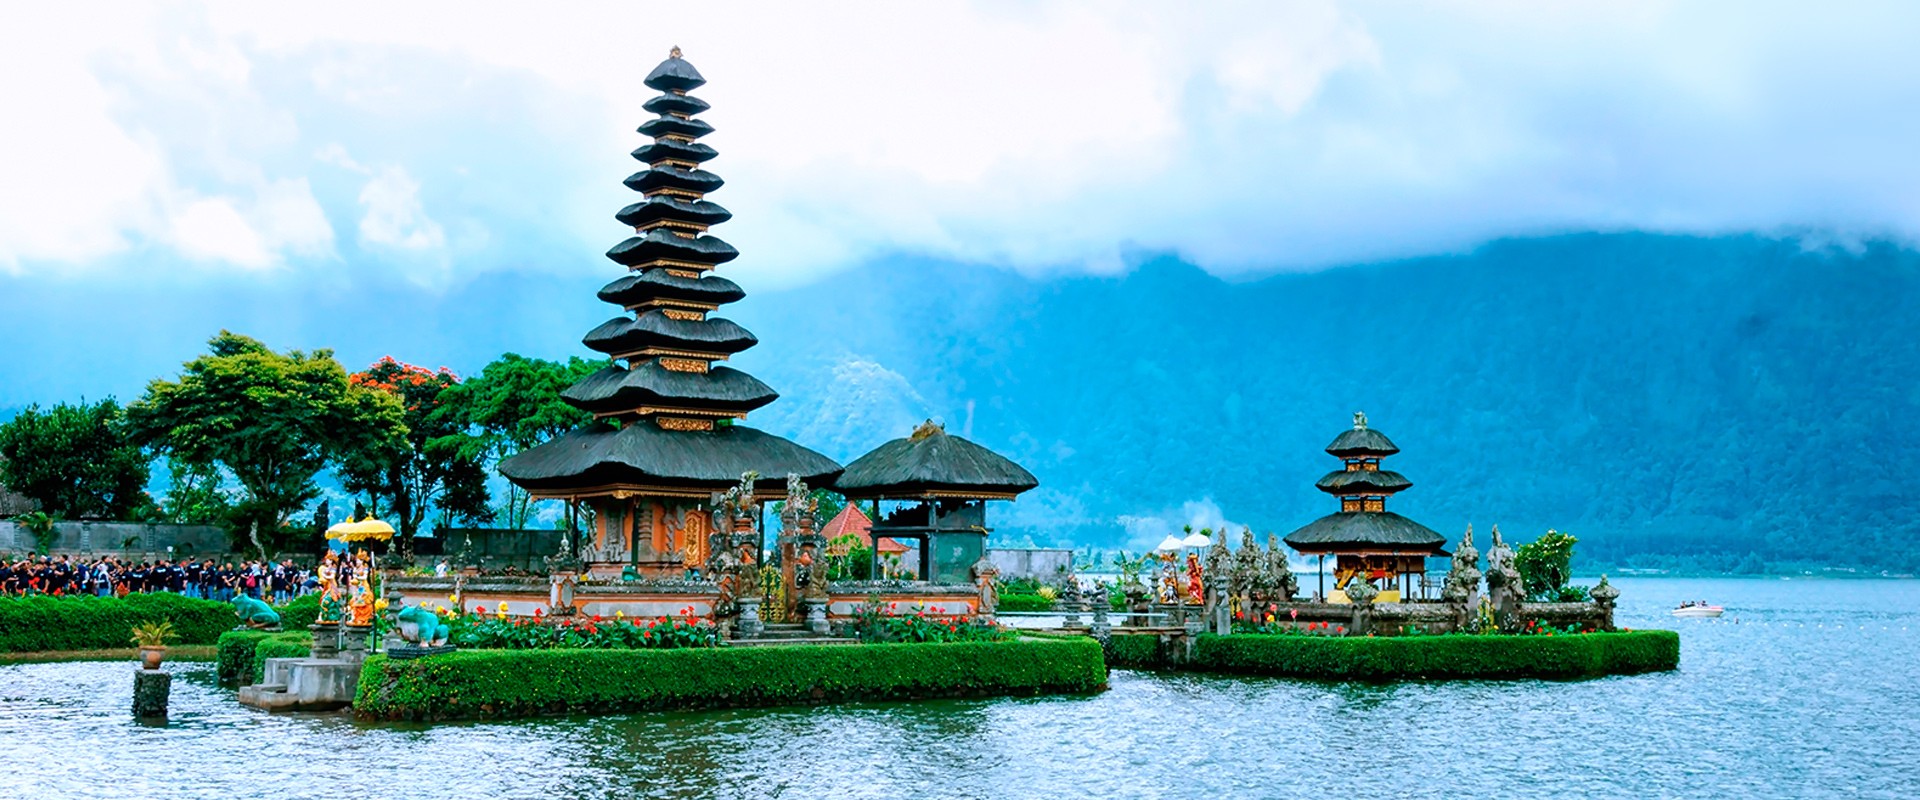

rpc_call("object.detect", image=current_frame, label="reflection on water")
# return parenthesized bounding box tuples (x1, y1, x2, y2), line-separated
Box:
(3, 577, 1917, 798)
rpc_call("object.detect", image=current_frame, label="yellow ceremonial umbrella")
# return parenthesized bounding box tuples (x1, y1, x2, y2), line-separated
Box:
(325, 519, 395, 542)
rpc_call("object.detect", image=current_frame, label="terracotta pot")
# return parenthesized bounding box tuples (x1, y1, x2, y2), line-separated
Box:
(139, 646, 165, 670)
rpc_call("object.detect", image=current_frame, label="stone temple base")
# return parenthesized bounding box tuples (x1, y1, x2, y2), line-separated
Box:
(238, 656, 362, 712)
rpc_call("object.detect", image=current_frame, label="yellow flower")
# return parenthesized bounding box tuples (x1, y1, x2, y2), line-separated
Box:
(374, 598, 389, 611)
(614, 611, 625, 619)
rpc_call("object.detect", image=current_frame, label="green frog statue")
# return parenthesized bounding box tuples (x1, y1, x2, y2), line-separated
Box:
(233, 595, 281, 629)
(394, 603, 451, 647)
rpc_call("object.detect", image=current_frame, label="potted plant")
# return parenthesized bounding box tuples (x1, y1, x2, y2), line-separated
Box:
(130, 621, 177, 670)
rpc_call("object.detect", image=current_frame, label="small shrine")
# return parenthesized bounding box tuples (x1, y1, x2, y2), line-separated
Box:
(498, 48, 842, 579)
(1283, 412, 1448, 602)
(835, 421, 1038, 583)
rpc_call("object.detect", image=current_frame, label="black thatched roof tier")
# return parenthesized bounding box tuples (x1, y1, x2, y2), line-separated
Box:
(598, 271, 744, 307)
(1327, 427, 1400, 457)
(582, 311, 757, 356)
(644, 52, 706, 92)
(638, 116, 714, 140)
(643, 92, 709, 117)
(835, 423, 1039, 499)
(632, 139, 718, 166)
(606, 229, 739, 267)
(561, 363, 777, 415)
(1283, 512, 1447, 554)
(499, 421, 841, 493)
(615, 197, 732, 228)
(1315, 469, 1412, 495)
(624, 166, 725, 195)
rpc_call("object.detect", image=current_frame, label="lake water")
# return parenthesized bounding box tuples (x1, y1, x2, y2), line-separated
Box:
(2, 577, 1916, 799)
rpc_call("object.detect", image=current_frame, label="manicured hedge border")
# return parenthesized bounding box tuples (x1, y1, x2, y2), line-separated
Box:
(354, 638, 1108, 721)
(1189, 630, 1679, 680)
(1103, 632, 1165, 669)
(216, 630, 311, 685)
(999, 593, 1054, 612)
(0, 594, 234, 653)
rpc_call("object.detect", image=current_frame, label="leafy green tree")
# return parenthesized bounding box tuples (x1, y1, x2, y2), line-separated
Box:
(1515, 529, 1580, 600)
(160, 457, 230, 525)
(0, 399, 152, 520)
(437, 353, 605, 529)
(127, 331, 405, 558)
(339, 357, 494, 556)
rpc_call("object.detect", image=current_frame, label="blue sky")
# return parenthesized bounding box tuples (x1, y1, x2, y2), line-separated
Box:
(4, 1, 1920, 406)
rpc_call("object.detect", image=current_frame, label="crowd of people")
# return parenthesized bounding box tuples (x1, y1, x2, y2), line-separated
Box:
(0, 554, 317, 602)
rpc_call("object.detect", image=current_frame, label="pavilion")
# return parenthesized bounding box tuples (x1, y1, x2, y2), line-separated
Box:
(835, 421, 1038, 583)
(1283, 412, 1448, 602)
(499, 48, 841, 578)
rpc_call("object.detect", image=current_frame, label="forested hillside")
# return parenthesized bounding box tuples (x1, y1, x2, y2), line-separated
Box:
(743, 233, 1920, 573)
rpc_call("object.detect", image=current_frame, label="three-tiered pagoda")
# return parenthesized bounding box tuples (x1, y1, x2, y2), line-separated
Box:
(1283, 412, 1447, 601)
(500, 48, 841, 577)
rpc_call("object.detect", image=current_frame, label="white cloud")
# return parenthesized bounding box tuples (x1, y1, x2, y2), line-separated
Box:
(357, 165, 444, 252)
(7, 1, 1920, 282)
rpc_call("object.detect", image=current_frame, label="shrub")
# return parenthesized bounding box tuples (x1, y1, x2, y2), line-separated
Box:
(251, 633, 311, 683)
(0, 593, 234, 653)
(1192, 630, 1679, 680)
(998, 593, 1054, 613)
(276, 594, 321, 630)
(355, 638, 1107, 721)
(1103, 633, 1165, 669)
(847, 604, 1014, 644)
(216, 629, 310, 685)
(449, 608, 725, 650)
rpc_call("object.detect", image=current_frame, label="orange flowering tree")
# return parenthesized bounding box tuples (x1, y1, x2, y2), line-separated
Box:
(341, 357, 492, 555)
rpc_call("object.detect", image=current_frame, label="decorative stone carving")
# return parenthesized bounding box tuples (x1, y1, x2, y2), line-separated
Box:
(1060, 574, 1083, 627)
(1090, 582, 1111, 641)
(971, 553, 1000, 617)
(1264, 534, 1298, 602)
(1441, 524, 1484, 604)
(1484, 525, 1525, 631)
(1231, 529, 1261, 617)
(1202, 534, 1232, 626)
(1346, 574, 1379, 636)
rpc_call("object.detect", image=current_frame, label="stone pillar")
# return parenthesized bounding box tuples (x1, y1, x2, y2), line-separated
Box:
(309, 622, 342, 660)
(802, 598, 829, 636)
(1091, 585, 1112, 640)
(1590, 574, 1621, 632)
(341, 624, 373, 662)
(1211, 586, 1232, 636)
(735, 596, 764, 638)
(133, 667, 171, 719)
(548, 571, 578, 616)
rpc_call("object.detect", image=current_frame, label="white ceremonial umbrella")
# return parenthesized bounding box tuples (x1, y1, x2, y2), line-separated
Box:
(1181, 531, 1213, 549)
(1155, 534, 1186, 552)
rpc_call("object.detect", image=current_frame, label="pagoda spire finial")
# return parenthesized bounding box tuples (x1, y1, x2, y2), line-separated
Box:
(670, 45, 682, 59)
(1353, 411, 1368, 430)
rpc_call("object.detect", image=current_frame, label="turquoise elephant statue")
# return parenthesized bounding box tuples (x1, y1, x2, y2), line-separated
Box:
(233, 595, 281, 629)
(396, 604, 450, 647)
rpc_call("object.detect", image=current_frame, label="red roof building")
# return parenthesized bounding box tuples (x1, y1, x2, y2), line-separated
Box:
(820, 504, 908, 556)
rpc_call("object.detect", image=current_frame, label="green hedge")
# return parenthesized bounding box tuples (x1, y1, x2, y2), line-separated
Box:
(998, 593, 1054, 612)
(276, 594, 321, 630)
(216, 630, 311, 685)
(1191, 630, 1679, 680)
(1103, 632, 1166, 669)
(355, 638, 1107, 721)
(0, 593, 235, 653)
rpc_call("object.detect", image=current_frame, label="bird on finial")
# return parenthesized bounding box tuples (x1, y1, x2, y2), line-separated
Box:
(1353, 411, 1368, 430)
(670, 46, 683, 59)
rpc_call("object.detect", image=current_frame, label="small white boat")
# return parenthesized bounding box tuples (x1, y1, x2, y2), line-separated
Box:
(1672, 601, 1724, 618)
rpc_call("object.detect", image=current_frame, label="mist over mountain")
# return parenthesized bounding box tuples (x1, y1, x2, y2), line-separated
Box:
(745, 233, 1920, 574)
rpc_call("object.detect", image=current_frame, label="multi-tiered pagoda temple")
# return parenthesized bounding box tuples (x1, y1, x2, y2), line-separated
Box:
(1283, 412, 1447, 601)
(500, 48, 841, 578)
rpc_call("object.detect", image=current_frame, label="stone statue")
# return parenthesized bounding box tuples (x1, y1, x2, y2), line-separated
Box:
(1484, 525, 1524, 629)
(1060, 574, 1084, 627)
(1441, 524, 1483, 604)
(1345, 574, 1378, 636)
(971, 554, 1001, 615)
(233, 595, 281, 629)
(395, 603, 450, 647)
(1353, 411, 1368, 430)
(1231, 529, 1261, 613)
(1264, 534, 1298, 602)
(1202, 535, 1232, 622)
